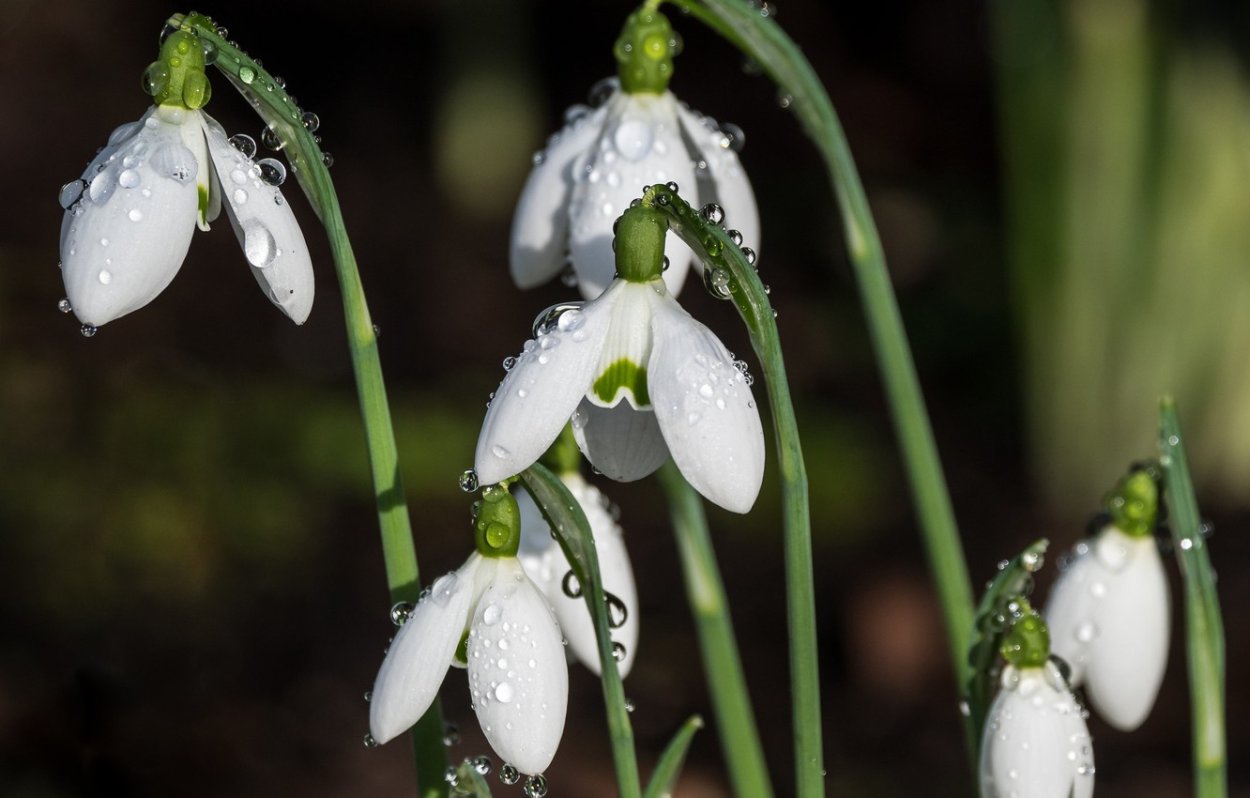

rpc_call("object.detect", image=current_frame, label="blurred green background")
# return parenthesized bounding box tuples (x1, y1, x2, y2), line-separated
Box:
(1, 0, 1248, 795)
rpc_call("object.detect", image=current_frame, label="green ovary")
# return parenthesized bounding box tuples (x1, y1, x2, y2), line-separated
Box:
(593, 359, 650, 407)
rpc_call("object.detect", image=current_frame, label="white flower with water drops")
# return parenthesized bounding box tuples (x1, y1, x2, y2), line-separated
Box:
(515, 471, 639, 677)
(1044, 468, 1170, 731)
(58, 30, 312, 330)
(510, 7, 758, 300)
(369, 489, 567, 777)
(477, 205, 765, 514)
(980, 661, 1095, 798)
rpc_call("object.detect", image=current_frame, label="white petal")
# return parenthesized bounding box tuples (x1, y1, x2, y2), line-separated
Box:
(201, 113, 315, 324)
(567, 92, 696, 299)
(511, 104, 609, 290)
(1045, 526, 1170, 731)
(369, 563, 477, 745)
(61, 106, 199, 327)
(571, 399, 668, 482)
(515, 477, 640, 677)
(675, 101, 761, 258)
(1084, 529, 1170, 730)
(646, 287, 765, 513)
(474, 289, 618, 485)
(979, 665, 1092, 798)
(587, 281, 655, 409)
(468, 558, 568, 775)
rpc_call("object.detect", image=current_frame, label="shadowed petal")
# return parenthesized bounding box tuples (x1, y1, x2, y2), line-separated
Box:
(202, 112, 315, 323)
(468, 558, 568, 775)
(369, 562, 478, 745)
(646, 286, 764, 513)
(511, 105, 609, 290)
(675, 101, 760, 258)
(571, 399, 668, 482)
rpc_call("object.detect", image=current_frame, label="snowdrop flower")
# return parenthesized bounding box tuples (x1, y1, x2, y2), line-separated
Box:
(515, 470, 639, 676)
(369, 487, 567, 776)
(477, 205, 765, 514)
(58, 30, 313, 330)
(1045, 469, 1169, 730)
(511, 7, 758, 300)
(981, 613, 1095, 798)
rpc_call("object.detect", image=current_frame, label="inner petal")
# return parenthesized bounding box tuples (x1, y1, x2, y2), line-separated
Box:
(587, 283, 654, 409)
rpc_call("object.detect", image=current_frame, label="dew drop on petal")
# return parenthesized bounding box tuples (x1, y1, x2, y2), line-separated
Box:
(97, 269, 112, 285)
(233, 188, 248, 205)
(523, 774, 549, 798)
(128, 208, 143, 222)
(491, 444, 510, 460)
(494, 682, 515, 704)
(58, 179, 86, 209)
(499, 764, 521, 785)
(257, 157, 287, 186)
(241, 219, 277, 268)
(390, 601, 415, 627)
(80, 324, 98, 338)
(482, 604, 503, 625)
(228, 133, 257, 158)
(459, 469, 479, 492)
(561, 570, 582, 598)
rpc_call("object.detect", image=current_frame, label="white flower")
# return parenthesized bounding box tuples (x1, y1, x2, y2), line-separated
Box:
(59, 104, 313, 328)
(980, 662, 1095, 798)
(369, 552, 568, 776)
(474, 278, 765, 514)
(511, 80, 759, 300)
(1044, 524, 1170, 730)
(515, 473, 639, 676)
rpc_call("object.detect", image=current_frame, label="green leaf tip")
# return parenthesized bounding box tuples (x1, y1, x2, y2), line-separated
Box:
(615, 5, 683, 94)
(145, 29, 211, 109)
(472, 484, 521, 558)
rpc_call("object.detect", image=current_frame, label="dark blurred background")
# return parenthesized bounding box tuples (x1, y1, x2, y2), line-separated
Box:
(2, 0, 1248, 795)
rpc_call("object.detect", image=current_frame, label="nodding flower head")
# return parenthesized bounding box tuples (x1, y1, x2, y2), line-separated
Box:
(510, 10, 757, 300)
(58, 30, 313, 330)
(368, 487, 568, 777)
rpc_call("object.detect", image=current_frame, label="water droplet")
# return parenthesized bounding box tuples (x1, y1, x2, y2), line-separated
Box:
(97, 269, 112, 285)
(612, 641, 627, 662)
(80, 324, 99, 338)
(777, 91, 793, 109)
(242, 219, 277, 267)
(390, 601, 415, 626)
(561, 571, 582, 598)
(587, 76, 618, 107)
(363, 732, 378, 748)
(1021, 550, 1044, 572)
(499, 764, 521, 785)
(719, 122, 746, 152)
(256, 158, 287, 186)
(472, 755, 492, 776)
(705, 268, 732, 299)
(58, 179, 86, 209)
(606, 593, 628, 629)
(482, 604, 503, 625)
(300, 111, 321, 133)
(491, 444, 510, 460)
(128, 208, 143, 222)
(460, 469, 479, 492)
(523, 774, 549, 798)
(494, 682, 515, 703)
(700, 203, 725, 225)
(442, 722, 461, 747)
(1180, 537, 1194, 551)
(1074, 621, 1098, 643)
(531, 302, 585, 337)
(260, 126, 284, 151)
(57, 297, 72, 314)
(274, 75, 287, 89)
(613, 118, 654, 161)
(742, 247, 757, 266)
(624, 697, 635, 713)
(228, 133, 257, 158)
(444, 767, 460, 788)
(233, 188, 248, 205)
(239, 66, 255, 85)
(727, 229, 743, 246)
(322, 152, 335, 167)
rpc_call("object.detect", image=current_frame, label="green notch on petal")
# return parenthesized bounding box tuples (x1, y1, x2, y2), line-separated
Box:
(594, 359, 651, 407)
(197, 184, 210, 226)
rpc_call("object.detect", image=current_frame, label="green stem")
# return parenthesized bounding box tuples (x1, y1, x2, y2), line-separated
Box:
(519, 464, 642, 798)
(673, 0, 975, 744)
(1159, 398, 1226, 798)
(657, 461, 775, 798)
(643, 185, 821, 797)
(173, 14, 450, 796)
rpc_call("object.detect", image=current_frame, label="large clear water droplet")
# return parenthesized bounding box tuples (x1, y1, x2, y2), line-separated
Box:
(242, 219, 277, 268)
(499, 764, 521, 785)
(59, 179, 86, 209)
(256, 158, 287, 186)
(229, 133, 257, 158)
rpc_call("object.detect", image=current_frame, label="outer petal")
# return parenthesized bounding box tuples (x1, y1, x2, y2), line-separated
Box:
(468, 558, 568, 775)
(675, 101, 761, 258)
(515, 476, 640, 677)
(474, 288, 619, 485)
(201, 113, 315, 324)
(571, 399, 669, 482)
(567, 91, 696, 299)
(511, 104, 609, 290)
(979, 664, 1093, 798)
(646, 286, 765, 513)
(1045, 526, 1170, 730)
(368, 561, 478, 745)
(61, 106, 199, 327)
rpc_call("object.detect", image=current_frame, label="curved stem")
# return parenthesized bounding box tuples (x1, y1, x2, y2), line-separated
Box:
(644, 184, 821, 797)
(174, 14, 450, 796)
(657, 461, 774, 798)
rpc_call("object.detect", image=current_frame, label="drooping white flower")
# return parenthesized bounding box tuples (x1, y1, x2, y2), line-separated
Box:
(474, 276, 765, 514)
(369, 552, 568, 776)
(510, 80, 758, 301)
(980, 661, 1095, 798)
(59, 104, 313, 328)
(1045, 523, 1170, 730)
(515, 472, 639, 676)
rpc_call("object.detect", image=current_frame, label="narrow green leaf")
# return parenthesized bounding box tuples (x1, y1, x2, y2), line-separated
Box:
(643, 715, 704, 798)
(520, 463, 642, 798)
(1159, 398, 1226, 798)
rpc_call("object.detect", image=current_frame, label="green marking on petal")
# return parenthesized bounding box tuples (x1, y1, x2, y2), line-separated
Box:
(593, 358, 651, 407)
(454, 629, 470, 667)
(197, 184, 210, 227)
